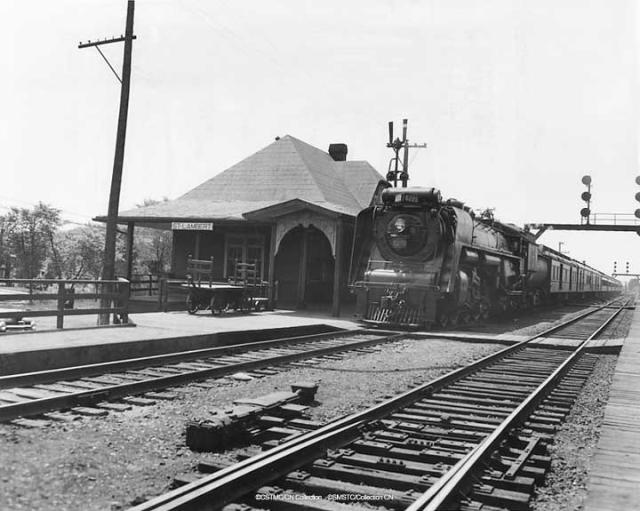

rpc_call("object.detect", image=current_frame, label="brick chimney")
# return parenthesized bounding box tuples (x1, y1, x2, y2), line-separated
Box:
(328, 143, 348, 161)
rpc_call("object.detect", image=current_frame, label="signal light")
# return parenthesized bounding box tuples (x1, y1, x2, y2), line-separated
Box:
(580, 175, 592, 222)
(614, 261, 618, 274)
(636, 177, 640, 219)
(626, 262, 630, 274)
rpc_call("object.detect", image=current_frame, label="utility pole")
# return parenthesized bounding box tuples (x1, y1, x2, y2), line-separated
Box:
(386, 119, 427, 188)
(79, 0, 136, 324)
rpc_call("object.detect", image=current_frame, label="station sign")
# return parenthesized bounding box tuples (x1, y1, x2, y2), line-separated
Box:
(171, 222, 214, 231)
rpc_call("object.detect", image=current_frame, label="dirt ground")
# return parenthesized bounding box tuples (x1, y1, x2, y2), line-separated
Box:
(0, 338, 504, 511)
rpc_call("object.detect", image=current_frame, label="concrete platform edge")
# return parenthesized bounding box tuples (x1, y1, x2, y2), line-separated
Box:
(0, 324, 341, 375)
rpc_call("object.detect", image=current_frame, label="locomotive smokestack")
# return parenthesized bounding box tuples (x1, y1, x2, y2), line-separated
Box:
(328, 143, 348, 161)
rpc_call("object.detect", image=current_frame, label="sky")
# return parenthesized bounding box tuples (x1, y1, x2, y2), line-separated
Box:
(1, 0, 639, 277)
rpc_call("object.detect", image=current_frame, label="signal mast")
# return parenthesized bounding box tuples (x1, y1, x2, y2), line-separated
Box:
(386, 119, 427, 188)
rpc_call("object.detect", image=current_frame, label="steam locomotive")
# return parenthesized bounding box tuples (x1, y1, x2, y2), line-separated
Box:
(349, 185, 621, 328)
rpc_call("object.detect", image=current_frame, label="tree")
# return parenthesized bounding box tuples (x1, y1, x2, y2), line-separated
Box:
(0, 215, 10, 277)
(133, 197, 173, 275)
(54, 225, 106, 280)
(3, 203, 61, 279)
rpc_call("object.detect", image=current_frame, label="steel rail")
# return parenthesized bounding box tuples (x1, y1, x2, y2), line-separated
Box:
(0, 331, 406, 422)
(408, 298, 631, 511)
(0, 328, 378, 389)
(130, 299, 625, 511)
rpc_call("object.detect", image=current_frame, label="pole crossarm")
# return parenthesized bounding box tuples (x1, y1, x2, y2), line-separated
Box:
(78, 35, 137, 49)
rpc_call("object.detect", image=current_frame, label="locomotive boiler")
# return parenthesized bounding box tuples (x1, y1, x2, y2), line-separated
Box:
(349, 185, 621, 328)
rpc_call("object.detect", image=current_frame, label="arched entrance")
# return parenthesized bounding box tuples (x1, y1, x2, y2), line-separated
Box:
(274, 225, 334, 308)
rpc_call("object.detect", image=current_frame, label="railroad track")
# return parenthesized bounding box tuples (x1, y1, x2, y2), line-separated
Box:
(0, 329, 406, 424)
(131, 297, 633, 511)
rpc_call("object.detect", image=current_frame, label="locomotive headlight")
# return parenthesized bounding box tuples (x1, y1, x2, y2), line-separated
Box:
(393, 217, 407, 233)
(384, 214, 428, 257)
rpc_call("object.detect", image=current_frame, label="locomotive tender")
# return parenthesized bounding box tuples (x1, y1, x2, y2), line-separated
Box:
(350, 185, 621, 328)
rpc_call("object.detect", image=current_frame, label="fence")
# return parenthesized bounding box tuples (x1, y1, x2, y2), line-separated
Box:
(0, 278, 130, 329)
(129, 273, 160, 296)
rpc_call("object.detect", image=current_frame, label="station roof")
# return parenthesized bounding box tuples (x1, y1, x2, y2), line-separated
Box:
(105, 135, 383, 224)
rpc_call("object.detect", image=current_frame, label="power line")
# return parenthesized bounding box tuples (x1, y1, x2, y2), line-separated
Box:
(180, 0, 315, 82)
(0, 196, 95, 222)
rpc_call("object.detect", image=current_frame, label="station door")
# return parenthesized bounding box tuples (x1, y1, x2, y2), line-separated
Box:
(274, 226, 334, 308)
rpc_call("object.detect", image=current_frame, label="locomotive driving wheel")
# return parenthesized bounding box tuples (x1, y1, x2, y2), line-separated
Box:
(437, 310, 456, 329)
(479, 299, 491, 320)
(459, 309, 472, 325)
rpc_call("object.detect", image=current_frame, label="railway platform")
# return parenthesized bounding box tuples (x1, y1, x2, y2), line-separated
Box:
(0, 305, 626, 376)
(0, 310, 360, 375)
(416, 331, 624, 353)
(584, 301, 640, 511)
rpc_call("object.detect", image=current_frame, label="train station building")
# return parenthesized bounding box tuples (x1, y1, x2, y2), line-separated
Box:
(109, 135, 383, 315)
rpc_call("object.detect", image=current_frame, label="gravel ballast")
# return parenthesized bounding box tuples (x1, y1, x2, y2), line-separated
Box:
(530, 354, 618, 511)
(0, 337, 503, 511)
(0, 302, 630, 511)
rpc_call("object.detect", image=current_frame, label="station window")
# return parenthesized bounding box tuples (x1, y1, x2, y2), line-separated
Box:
(224, 235, 265, 280)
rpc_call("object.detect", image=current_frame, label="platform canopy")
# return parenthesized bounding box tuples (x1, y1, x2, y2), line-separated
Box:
(95, 135, 383, 226)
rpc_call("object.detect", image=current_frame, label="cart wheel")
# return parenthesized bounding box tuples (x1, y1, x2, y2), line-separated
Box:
(210, 296, 223, 315)
(186, 293, 199, 315)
